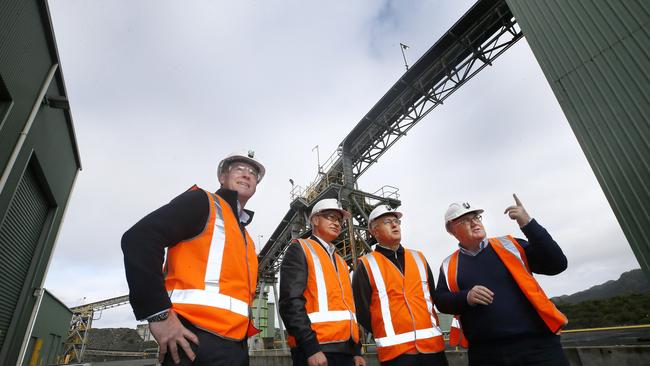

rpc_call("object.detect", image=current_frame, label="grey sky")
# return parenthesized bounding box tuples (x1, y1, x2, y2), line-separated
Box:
(45, 0, 638, 328)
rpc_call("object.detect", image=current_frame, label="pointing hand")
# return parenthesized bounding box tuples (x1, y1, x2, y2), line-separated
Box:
(504, 193, 531, 227)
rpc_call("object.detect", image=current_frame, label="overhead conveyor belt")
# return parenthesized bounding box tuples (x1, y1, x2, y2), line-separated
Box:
(256, 0, 523, 282)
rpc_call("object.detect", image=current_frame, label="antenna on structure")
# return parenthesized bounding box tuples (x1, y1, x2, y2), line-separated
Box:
(312, 145, 323, 175)
(400, 43, 410, 71)
(257, 235, 264, 253)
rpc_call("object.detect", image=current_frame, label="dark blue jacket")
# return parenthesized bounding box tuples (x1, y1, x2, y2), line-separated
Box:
(435, 219, 567, 347)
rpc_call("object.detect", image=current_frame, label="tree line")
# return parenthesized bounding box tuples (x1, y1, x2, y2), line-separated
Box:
(555, 292, 650, 329)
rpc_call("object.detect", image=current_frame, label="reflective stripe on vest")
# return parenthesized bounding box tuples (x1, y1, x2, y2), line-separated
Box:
(488, 236, 567, 333)
(169, 285, 249, 317)
(441, 250, 460, 292)
(451, 317, 460, 329)
(448, 315, 468, 348)
(299, 239, 356, 325)
(165, 189, 258, 339)
(301, 238, 330, 317)
(364, 253, 396, 338)
(441, 251, 463, 347)
(286, 238, 358, 347)
(410, 250, 439, 328)
(363, 251, 444, 352)
(492, 236, 530, 272)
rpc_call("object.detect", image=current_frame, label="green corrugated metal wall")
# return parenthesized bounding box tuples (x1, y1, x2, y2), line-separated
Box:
(0, 166, 51, 352)
(505, 0, 650, 278)
(0, 0, 81, 364)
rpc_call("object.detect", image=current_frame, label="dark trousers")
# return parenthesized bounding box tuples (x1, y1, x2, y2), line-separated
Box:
(382, 352, 449, 366)
(162, 316, 249, 366)
(467, 336, 568, 366)
(290, 347, 355, 366)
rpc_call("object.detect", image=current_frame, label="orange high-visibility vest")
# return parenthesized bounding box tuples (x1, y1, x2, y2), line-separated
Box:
(441, 236, 567, 348)
(165, 188, 258, 340)
(360, 249, 445, 362)
(448, 315, 468, 348)
(287, 238, 359, 348)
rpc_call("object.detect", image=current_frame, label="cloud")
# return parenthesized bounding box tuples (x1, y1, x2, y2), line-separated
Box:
(45, 0, 638, 329)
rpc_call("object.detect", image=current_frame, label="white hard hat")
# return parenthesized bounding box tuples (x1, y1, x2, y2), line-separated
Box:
(309, 198, 351, 221)
(368, 205, 402, 229)
(444, 202, 484, 226)
(218, 150, 266, 182)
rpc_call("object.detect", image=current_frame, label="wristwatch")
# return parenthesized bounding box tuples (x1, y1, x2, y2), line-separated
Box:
(147, 310, 170, 323)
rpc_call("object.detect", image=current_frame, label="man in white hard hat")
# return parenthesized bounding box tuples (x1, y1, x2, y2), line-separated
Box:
(122, 150, 265, 366)
(436, 195, 569, 366)
(279, 198, 366, 366)
(352, 206, 448, 366)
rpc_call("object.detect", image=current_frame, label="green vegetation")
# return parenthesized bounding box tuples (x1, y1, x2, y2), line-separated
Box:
(555, 292, 650, 330)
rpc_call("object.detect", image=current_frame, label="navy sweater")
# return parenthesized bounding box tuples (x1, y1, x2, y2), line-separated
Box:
(435, 219, 567, 347)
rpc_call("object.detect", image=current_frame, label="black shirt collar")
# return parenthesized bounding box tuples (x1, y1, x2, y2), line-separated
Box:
(215, 188, 255, 226)
(374, 243, 404, 256)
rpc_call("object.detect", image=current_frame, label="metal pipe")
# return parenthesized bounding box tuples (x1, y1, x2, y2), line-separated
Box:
(272, 282, 287, 348)
(15, 288, 45, 366)
(254, 281, 265, 350)
(0, 63, 58, 195)
(12, 63, 59, 366)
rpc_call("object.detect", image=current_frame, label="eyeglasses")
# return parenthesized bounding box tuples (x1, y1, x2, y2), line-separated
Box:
(319, 212, 345, 225)
(229, 163, 260, 180)
(381, 218, 401, 226)
(454, 214, 482, 226)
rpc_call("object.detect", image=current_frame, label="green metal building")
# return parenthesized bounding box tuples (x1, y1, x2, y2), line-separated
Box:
(0, 0, 81, 365)
(20, 289, 73, 366)
(506, 0, 650, 279)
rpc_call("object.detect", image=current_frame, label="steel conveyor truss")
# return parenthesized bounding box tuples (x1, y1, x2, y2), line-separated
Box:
(256, 0, 522, 282)
(62, 295, 130, 363)
(253, 1, 522, 347)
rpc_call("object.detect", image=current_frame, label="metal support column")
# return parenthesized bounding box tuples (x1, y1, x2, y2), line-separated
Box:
(272, 282, 287, 349)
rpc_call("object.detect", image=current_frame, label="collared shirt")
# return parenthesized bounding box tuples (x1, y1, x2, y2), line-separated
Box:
(457, 219, 535, 256)
(313, 234, 337, 264)
(236, 201, 251, 224)
(458, 238, 488, 257)
(376, 243, 400, 252)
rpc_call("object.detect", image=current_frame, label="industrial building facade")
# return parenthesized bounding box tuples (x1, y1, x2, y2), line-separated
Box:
(21, 290, 72, 366)
(506, 0, 650, 279)
(0, 0, 81, 365)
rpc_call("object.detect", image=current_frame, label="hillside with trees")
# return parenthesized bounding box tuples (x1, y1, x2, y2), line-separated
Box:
(552, 268, 650, 329)
(552, 268, 649, 304)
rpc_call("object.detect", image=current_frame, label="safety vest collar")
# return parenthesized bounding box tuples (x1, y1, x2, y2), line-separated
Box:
(215, 187, 255, 226)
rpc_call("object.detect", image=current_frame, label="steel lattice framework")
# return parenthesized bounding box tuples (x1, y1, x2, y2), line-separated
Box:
(257, 0, 522, 283)
(62, 295, 130, 363)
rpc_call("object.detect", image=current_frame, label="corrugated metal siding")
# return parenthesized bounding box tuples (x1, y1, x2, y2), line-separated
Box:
(506, 0, 650, 276)
(0, 165, 49, 351)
